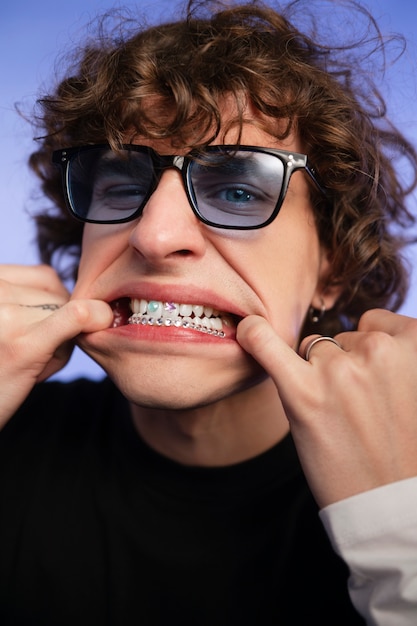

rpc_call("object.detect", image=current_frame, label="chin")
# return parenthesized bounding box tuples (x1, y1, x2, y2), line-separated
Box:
(96, 353, 265, 411)
(78, 324, 267, 410)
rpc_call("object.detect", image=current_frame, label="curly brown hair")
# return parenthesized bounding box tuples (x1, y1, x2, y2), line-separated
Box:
(29, 0, 417, 335)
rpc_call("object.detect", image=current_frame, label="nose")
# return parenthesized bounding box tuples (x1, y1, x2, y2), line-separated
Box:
(128, 169, 207, 265)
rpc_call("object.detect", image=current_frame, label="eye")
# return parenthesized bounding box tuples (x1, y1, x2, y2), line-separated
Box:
(195, 178, 273, 217)
(95, 180, 147, 206)
(217, 187, 256, 204)
(86, 175, 149, 220)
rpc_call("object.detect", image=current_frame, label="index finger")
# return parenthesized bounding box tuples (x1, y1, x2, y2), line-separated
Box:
(236, 315, 308, 398)
(0, 264, 69, 298)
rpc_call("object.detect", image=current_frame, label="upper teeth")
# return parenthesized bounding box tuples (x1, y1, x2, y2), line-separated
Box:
(130, 299, 218, 319)
(128, 298, 230, 336)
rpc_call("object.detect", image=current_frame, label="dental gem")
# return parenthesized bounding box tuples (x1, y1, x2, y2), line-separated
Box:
(148, 300, 161, 314)
(127, 304, 227, 338)
(163, 302, 179, 317)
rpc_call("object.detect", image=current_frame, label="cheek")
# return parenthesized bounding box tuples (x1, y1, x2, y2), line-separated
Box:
(73, 225, 129, 294)
(272, 237, 321, 339)
(230, 215, 322, 343)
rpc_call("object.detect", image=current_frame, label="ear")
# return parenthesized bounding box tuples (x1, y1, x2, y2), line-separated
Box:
(311, 248, 342, 311)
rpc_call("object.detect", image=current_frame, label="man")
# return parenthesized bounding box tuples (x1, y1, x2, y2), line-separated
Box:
(0, 1, 416, 624)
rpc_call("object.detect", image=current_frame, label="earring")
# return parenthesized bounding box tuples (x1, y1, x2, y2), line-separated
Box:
(309, 297, 326, 323)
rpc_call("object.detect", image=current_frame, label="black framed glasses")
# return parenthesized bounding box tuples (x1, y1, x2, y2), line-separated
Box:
(52, 144, 327, 230)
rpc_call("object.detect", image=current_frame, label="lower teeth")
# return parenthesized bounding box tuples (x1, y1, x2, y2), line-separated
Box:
(128, 314, 225, 338)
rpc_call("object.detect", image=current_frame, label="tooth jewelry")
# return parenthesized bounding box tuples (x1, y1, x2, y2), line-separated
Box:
(128, 314, 226, 338)
(163, 302, 177, 313)
(148, 300, 162, 313)
(128, 298, 228, 338)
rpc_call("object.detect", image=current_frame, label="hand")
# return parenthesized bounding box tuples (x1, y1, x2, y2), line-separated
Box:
(0, 265, 113, 428)
(237, 309, 417, 507)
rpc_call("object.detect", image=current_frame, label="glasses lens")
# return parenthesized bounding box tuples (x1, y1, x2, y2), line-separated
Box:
(189, 150, 285, 228)
(67, 147, 153, 222)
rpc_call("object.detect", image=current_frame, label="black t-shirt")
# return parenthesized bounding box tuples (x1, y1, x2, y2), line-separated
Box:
(0, 378, 364, 625)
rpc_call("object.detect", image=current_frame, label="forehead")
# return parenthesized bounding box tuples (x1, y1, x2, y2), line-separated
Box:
(125, 94, 302, 154)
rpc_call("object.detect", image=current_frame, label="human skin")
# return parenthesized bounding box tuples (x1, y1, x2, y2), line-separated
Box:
(240, 308, 417, 506)
(0, 264, 113, 422)
(1, 103, 416, 508)
(70, 103, 337, 468)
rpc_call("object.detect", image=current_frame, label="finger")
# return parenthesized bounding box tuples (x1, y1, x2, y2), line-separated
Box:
(299, 335, 343, 361)
(30, 299, 114, 349)
(236, 315, 308, 395)
(358, 308, 417, 335)
(35, 299, 113, 380)
(0, 280, 68, 306)
(20, 304, 62, 311)
(0, 299, 113, 376)
(0, 265, 69, 298)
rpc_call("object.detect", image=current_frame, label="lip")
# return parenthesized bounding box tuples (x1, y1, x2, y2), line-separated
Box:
(108, 321, 237, 343)
(102, 282, 246, 319)
(91, 281, 246, 340)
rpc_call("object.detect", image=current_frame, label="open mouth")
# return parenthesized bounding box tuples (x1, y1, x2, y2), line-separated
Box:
(110, 298, 239, 338)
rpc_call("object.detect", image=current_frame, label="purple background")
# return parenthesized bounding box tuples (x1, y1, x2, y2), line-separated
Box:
(1, 0, 416, 380)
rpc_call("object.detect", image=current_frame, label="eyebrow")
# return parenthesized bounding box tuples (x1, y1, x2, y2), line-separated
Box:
(196, 154, 260, 176)
(93, 154, 148, 179)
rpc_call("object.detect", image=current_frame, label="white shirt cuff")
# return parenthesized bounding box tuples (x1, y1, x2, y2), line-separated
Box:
(319, 476, 417, 625)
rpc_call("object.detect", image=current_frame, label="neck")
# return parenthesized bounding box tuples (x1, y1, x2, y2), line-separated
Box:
(130, 378, 290, 467)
